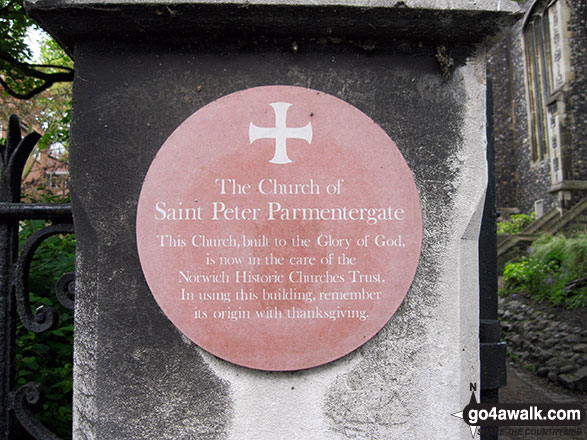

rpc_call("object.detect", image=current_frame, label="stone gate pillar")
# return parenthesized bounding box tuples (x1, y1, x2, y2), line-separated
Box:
(26, 1, 520, 439)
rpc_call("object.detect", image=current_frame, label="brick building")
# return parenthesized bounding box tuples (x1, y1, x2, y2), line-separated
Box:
(0, 111, 69, 201)
(489, 0, 586, 217)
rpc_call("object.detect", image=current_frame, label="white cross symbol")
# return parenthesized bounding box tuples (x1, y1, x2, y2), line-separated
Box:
(249, 102, 313, 164)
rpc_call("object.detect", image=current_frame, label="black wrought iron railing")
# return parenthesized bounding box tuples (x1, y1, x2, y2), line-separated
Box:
(0, 115, 74, 440)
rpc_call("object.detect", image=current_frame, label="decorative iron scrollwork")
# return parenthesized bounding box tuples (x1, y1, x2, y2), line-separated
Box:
(13, 223, 75, 333)
(0, 115, 74, 439)
(10, 383, 62, 440)
(55, 272, 75, 311)
(0, 115, 41, 203)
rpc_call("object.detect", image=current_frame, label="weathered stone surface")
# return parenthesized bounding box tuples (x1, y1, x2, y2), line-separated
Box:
(61, 28, 492, 440)
(564, 334, 582, 344)
(537, 366, 550, 377)
(573, 366, 587, 391)
(499, 293, 587, 392)
(548, 371, 559, 383)
(558, 366, 587, 391)
(558, 374, 576, 389)
(536, 350, 551, 363)
(559, 363, 577, 374)
(545, 338, 559, 347)
(26, 0, 521, 11)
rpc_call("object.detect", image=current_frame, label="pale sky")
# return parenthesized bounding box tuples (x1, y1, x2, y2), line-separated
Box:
(25, 26, 47, 62)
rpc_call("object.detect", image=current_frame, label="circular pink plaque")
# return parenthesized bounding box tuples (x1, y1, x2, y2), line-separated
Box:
(137, 86, 422, 371)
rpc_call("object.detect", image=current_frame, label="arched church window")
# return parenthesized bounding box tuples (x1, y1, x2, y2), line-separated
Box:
(523, 0, 568, 180)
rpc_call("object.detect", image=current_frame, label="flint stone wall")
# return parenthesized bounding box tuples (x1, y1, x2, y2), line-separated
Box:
(499, 295, 587, 391)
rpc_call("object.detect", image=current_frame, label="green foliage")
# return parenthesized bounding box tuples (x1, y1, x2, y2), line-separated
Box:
(0, 24, 73, 153)
(39, 37, 72, 69)
(497, 212, 536, 234)
(1, 5, 72, 198)
(0, 0, 44, 96)
(532, 233, 587, 275)
(501, 234, 587, 309)
(16, 219, 75, 439)
(0, 0, 73, 99)
(0, 0, 35, 67)
(35, 38, 73, 152)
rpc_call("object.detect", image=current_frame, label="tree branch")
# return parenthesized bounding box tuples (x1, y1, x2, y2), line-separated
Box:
(26, 63, 74, 72)
(0, 52, 74, 99)
(0, 76, 54, 100)
(0, 53, 74, 80)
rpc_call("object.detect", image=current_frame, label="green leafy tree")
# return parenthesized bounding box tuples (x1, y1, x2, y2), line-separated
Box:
(0, 0, 73, 99)
(1, 2, 73, 199)
(34, 38, 72, 152)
